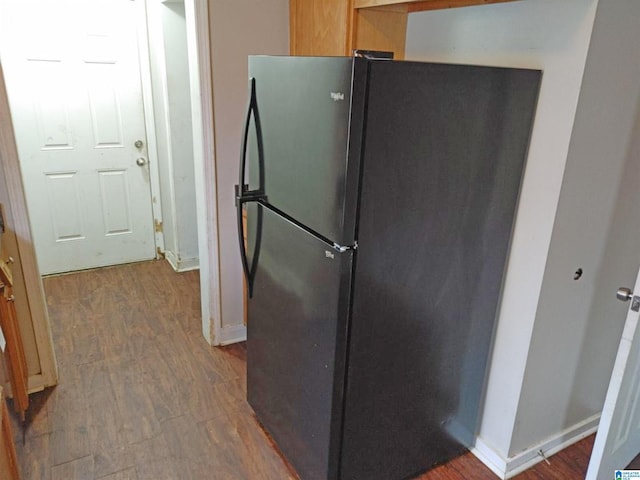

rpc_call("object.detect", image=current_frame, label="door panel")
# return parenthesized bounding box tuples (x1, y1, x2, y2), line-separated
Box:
(340, 61, 541, 480)
(247, 56, 363, 244)
(0, 0, 155, 274)
(246, 203, 352, 480)
(86, 65, 125, 147)
(46, 173, 83, 241)
(587, 269, 640, 479)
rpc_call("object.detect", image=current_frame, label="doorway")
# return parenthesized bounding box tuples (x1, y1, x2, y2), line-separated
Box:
(0, 0, 218, 378)
(0, 0, 161, 275)
(0, 0, 200, 276)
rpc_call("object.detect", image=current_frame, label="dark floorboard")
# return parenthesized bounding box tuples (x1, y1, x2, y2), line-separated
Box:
(5, 260, 606, 479)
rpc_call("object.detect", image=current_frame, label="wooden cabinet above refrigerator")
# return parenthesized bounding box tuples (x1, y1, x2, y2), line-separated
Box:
(289, 0, 521, 58)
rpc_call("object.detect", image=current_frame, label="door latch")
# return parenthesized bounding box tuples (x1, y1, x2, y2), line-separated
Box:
(632, 296, 640, 313)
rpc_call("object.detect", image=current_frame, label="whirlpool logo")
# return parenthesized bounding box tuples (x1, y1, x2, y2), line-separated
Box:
(330, 92, 344, 101)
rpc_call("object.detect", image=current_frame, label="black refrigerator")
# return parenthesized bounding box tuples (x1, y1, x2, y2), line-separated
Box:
(235, 56, 540, 480)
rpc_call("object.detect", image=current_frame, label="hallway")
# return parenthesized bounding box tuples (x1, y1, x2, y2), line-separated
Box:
(8, 260, 596, 479)
(10, 261, 293, 479)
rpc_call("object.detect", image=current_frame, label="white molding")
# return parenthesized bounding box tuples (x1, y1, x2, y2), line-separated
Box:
(219, 324, 247, 346)
(165, 251, 199, 272)
(472, 414, 600, 479)
(136, 0, 166, 256)
(472, 437, 509, 479)
(184, 0, 222, 345)
(144, 0, 182, 264)
(164, 250, 180, 271)
(175, 257, 199, 272)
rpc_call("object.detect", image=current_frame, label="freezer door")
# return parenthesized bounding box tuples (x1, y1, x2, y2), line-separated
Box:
(245, 203, 352, 480)
(340, 61, 541, 480)
(245, 56, 365, 245)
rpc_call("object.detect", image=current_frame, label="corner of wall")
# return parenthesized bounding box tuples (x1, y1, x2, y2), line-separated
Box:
(405, 0, 599, 464)
(510, 0, 640, 456)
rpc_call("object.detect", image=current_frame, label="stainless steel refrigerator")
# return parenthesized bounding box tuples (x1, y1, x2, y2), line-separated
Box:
(235, 56, 540, 480)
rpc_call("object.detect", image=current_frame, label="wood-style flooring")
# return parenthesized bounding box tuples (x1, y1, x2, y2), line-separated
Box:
(7, 260, 597, 479)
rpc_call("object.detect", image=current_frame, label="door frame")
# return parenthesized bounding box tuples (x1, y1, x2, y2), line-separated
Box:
(1, 0, 166, 271)
(184, 0, 222, 345)
(0, 0, 222, 397)
(137, 0, 166, 257)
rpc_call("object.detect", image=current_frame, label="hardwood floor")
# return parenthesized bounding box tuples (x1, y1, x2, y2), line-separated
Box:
(7, 260, 596, 479)
(10, 261, 294, 480)
(417, 435, 595, 480)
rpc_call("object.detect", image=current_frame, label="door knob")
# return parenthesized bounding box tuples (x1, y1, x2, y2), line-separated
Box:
(136, 157, 146, 166)
(617, 287, 633, 302)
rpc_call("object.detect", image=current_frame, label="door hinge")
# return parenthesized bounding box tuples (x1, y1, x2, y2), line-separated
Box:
(332, 241, 357, 253)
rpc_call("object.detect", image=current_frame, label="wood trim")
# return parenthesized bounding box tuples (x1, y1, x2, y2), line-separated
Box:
(346, 0, 356, 54)
(0, 281, 28, 420)
(185, 0, 222, 345)
(352, 5, 408, 60)
(0, 387, 20, 480)
(355, 0, 417, 6)
(26, 373, 46, 394)
(0, 63, 58, 389)
(354, 0, 518, 10)
(289, 0, 352, 57)
(407, 0, 519, 12)
(289, 0, 298, 55)
(356, 2, 409, 13)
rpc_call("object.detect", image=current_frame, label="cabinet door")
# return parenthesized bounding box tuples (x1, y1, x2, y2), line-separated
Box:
(0, 283, 28, 419)
(0, 387, 20, 480)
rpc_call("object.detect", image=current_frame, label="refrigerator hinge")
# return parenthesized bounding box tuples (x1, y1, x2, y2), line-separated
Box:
(333, 241, 357, 253)
(235, 184, 267, 207)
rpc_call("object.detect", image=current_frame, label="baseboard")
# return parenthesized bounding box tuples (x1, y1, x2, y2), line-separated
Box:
(27, 374, 47, 394)
(7, 374, 50, 397)
(472, 438, 511, 478)
(218, 324, 247, 346)
(472, 413, 600, 479)
(164, 251, 199, 272)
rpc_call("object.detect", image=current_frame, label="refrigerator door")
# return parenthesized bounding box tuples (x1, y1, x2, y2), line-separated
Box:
(340, 62, 541, 480)
(245, 56, 366, 246)
(246, 202, 352, 480)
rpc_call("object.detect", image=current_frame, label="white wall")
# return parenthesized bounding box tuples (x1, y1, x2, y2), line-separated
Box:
(405, 0, 598, 468)
(511, 0, 640, 456)
(163, 2, 199, 270)
(208, 0, 289, 343)
(147, 0, 199, 272)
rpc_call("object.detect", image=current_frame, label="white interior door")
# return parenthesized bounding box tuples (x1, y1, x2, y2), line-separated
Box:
(586, 266, 640, 479)
(0, 0, 156, 274)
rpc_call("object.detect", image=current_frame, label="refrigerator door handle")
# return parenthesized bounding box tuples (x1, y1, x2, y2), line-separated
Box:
(236, 193, 252, 295)
(236, 198, 263, 298)
(236, 77, 266, 204)
(236, 77, 266, 298)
